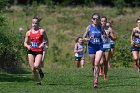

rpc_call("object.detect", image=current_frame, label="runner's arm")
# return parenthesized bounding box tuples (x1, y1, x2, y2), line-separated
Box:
(83, 26, 90, 41)
(131, 28, 135, 46)
(24, 31, 30, 50)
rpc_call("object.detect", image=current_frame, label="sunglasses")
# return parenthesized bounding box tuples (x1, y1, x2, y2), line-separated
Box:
(92, 17, 99, 20)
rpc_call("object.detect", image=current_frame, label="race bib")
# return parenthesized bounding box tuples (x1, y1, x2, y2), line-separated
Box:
(135, 38, 140, 44)
(103, 43, 110, 48)
(93, 38, 100, 43)
(31, 42, 39, 48)
(90, 38, 100, 44)
(78, 52, 84, 55)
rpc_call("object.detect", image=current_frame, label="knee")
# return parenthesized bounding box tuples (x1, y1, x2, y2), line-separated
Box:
(94, 64, 99, 67)
(34, 64, 39, 69)
(133, 58, 138, 61)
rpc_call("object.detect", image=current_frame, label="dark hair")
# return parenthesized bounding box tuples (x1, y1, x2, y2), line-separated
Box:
(136, 18, 140, 22)
(75, 37, 82, 43)
(101, 16, 107, 22)
(33, 15, 42, 23)
(91, 13, 100, 20)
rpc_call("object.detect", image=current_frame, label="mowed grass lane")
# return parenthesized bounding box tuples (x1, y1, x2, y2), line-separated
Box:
(0, 66, 140, 93)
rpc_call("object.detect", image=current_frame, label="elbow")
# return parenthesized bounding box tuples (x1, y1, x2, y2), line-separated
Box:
(114, 37, 117, 40)
(74, 50, 77, 53)
(24, 42, 27, 47)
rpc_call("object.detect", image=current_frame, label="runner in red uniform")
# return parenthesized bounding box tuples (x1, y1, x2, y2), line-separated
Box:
(24, 17, 48, 85)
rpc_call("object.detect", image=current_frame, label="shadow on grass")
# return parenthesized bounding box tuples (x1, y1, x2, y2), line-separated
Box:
(100, 75, 140, 88)
(109, 75, 140, 80)
(0, 73, 33, 82)
(101, 83, 138, 88)
(47, 83, 82, 86)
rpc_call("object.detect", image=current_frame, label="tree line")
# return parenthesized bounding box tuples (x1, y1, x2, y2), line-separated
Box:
(0, 0, 140, 7)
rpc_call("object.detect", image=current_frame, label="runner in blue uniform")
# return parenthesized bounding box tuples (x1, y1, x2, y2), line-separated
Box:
(83, 13, 105, 88)
(131, 18, 140, 73)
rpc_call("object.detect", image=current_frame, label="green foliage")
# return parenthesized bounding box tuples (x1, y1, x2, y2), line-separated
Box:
(0, 14, 6, 26)
(46, 0, 54, 8)
(22, 5, 31, 16)
(84, 0, 95, 7)
(22, 2, 38, 16)
(113, 0, 125, 15)
(0, 13, 26, 72)
(31, 0, 38, 16)
(0, 0, 8, 10)
(50, 43, 62, 63)
(133, 0, 139, 7)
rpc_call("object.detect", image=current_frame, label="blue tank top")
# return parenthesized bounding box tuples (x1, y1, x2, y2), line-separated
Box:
(134, 30, 140, 44)
(88, 24, 103, 44)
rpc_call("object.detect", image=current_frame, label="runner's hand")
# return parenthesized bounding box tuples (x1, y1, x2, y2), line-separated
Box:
(27, 45, 31, 50)
(38, 43, 44, 48)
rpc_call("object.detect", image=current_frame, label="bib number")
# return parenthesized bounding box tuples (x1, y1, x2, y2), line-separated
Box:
(135, 38, 140, 44)
(31, 42, 39, 48)
(94, 38, 100, 43)
(91, 38, 100, 44)
(103, 43, 110, 48)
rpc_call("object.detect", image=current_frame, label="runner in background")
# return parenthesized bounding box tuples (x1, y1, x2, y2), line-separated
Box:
(131, 18, 140, 73)
(107, 21, 117, 68)
(74, 37, 85, 68)
(100, 16, 116, 80)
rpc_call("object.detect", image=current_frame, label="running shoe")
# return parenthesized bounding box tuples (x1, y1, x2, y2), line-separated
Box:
(38, 69, 44, 79)
(93, 79, 98, 88)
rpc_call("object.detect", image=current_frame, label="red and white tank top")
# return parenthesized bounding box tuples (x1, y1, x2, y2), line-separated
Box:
(29, 29, 43, 52)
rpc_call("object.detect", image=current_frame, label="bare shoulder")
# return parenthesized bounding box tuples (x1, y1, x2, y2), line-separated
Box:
(74, 43, 78, 47)
(86, 25, 90, 30)
(40, 28, 45, 32)
(85, 25, 90, 32)
(39, 28, 45, 35)
(132, 27, 137, 32)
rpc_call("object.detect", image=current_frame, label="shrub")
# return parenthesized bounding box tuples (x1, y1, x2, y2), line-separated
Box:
(0, 13, 26, 72)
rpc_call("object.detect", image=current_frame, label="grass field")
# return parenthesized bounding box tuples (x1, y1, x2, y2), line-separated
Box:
(1, 65, 140, 93)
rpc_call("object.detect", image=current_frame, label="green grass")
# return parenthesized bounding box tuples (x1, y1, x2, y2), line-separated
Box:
(1, 65, 140, 93)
